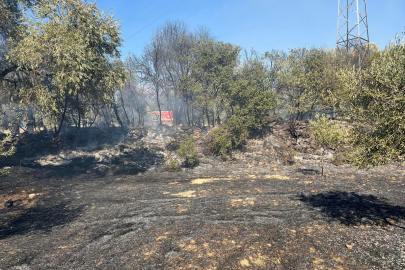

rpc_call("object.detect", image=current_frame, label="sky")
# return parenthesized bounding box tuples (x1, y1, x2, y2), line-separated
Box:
(94, 0, 405, 59)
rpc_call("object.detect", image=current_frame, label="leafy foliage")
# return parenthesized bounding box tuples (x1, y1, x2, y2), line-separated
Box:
(8, 0, 125, 136)
(348, 36, 405, 167)
(0, 133, 16, 176)
(191, 40, 241, 126)
(208, 119, 250, 159)
(178, 135, 199, 167)
(309, 114, 346, 175)
(208, 125, 233, 159)
(275, 47, 345, 120)
(167, 159, 180, 172)
(208, 57, 277, 158)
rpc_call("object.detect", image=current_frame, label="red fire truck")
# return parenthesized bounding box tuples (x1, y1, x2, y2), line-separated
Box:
(151, 111, 174, 123)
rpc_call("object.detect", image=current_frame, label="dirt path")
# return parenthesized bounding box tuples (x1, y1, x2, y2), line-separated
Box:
(1, 164, 405, 269)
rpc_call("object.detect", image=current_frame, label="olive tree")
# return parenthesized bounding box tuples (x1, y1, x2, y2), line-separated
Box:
(348, 35, 405, 167)
(8, 0, 125, 137)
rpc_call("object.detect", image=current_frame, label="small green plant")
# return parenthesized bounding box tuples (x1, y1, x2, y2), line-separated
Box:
(167, 159, 180, 172)
(309, 114, 346, 176)
(0, 134, 16, 176)
(178, 135, 199, 167)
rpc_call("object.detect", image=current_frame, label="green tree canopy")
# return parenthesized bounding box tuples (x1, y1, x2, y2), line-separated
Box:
(276, 47, 344, 120)
(8, 0, 125, 137)
(191, 40, 241, 126)
(348, 35, 405, 167)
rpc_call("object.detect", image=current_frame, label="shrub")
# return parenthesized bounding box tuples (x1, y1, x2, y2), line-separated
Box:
(309, 114, 346, 175)
(209, 125, 232, 159)
(167, 159, 180, 172)
(178, 135, 199, 167)
(347, 36, 405, 167)
(0, 134, 15, 176)
(209, 115, 250, 159)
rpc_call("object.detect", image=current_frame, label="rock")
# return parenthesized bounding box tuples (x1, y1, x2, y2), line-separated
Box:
(28, 193, 36, 199)
(346, 244, 353, 250)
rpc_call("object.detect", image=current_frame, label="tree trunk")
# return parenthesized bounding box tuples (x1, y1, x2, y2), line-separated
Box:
(119, 89, 130, 125)
(212, 113, 215, 127)
(54, 95, 68, 138)
(321, 148, 325, 176)
(77, 109, 81, 129)
(112, 100, 124, 128)
(88, 107, 98, 127)
(101, 108, 110, 127)
(205, 106, 210, 127)
(156, 88, 162, 126)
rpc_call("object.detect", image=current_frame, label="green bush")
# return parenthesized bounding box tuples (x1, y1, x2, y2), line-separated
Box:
(209, 116, 250, 159)
(209, 125, 232, 159)
(178, 135, 199, 167)
(0, 134, 15, 176)
(167, 159, 180, 172)
(309, 114, 346, 175)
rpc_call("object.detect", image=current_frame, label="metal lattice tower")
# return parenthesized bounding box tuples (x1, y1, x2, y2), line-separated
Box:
(337, 0, 370, 67)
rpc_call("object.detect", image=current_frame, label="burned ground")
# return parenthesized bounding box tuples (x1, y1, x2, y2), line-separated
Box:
(0, 124, 404, 269)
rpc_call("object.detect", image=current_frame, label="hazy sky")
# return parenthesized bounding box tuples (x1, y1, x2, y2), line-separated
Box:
(95, 0, 405, 59)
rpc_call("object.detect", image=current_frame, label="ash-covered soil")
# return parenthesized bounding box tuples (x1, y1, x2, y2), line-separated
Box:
(0, 124, 405, 269)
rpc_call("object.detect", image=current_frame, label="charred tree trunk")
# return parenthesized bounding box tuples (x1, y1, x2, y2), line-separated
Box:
(112, 99, 124, 128)
(156, 89, 162, 126)
(119, 89, 130, 126)
(54, 95, 68, 138)
(101, 108, 110, 127)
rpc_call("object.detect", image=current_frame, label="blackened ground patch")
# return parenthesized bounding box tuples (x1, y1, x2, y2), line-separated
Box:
(299, 191, 405, 228)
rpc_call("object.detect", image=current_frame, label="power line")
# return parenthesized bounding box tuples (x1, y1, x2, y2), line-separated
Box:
(181, 0, 217, 21)
(114, 0, 133, 15)
(124, 0, 219, 54)
(124, 0, 188, 41)
(121, 0, 159, 25)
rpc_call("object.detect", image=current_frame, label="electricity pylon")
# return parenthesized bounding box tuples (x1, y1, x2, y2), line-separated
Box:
(337, 0, 370, 68)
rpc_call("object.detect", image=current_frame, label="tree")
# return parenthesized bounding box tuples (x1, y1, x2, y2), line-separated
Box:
(276, 47, 344, 120)
(134, 21, 214, 126)
(158, 21, 195, 126)
(208, 54, 278, 158)
(228, 58, 277, 130)
(348, 35, 405, 167)
(130, 35, 165, 126)
(191, 40, 241, 127)
(7, 0, 125, 137)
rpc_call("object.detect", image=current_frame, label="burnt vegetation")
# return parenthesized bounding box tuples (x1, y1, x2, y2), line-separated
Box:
(0, 1, 405, 269)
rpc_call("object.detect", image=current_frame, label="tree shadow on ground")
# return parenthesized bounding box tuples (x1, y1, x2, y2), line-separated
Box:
(2, 127, 134, 166)
(299, 191, 405, 229)
(37, 144, 164, 178)
(0, 202, 83, 240)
